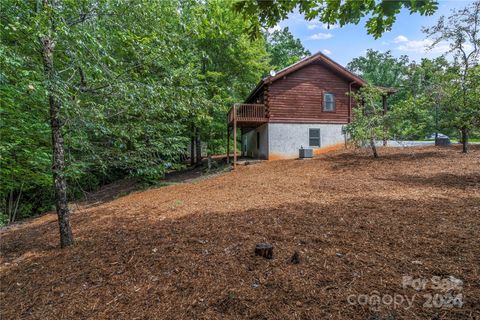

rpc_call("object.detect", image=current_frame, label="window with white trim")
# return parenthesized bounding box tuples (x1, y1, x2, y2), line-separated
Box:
(323, 92, 335, 112)
(309, 128, 321, 147)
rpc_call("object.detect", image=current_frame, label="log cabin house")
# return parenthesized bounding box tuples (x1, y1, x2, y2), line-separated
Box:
(227, 52, 395, 164)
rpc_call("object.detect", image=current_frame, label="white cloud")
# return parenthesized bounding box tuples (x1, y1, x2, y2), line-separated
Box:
(396, 39, 450, 54)
(267, 25, 282, 33)
(393, 35, 408, 43)
(322, 49, 332, 55)
(307, 32, 333, 40)
(307, 22, 339, 30)
(397, 39, 430, 52)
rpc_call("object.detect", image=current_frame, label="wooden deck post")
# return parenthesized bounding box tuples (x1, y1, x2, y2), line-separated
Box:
(227, 125, 230, 164)
(240, 128, 244, 157)
(233, 104, 237, 168)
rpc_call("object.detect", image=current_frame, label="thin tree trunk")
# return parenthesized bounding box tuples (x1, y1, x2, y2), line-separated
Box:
(7, 191, 13, 223)
(461, 128, 469, 153)
(41, 34, 74, 248)
(195, 130, 202, 166)
(207, 154, 212, 170)
(11, 182, 24, 224)
(190, 126, 195, 166)
(226, 126, 230, 164)
(370, 137, 378, 158)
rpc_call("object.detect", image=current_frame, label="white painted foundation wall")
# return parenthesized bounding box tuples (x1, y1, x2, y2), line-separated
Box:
(242, 123, 346, 160)
(242, 124, 269, 159)
(268, 123, 346, 159)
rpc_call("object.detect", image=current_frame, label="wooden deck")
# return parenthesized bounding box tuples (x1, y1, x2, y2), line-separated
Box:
(227, 104, 267, 127)
(227, 103, 267, 168)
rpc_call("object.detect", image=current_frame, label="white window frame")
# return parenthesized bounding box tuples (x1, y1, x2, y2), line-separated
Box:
(323, 92, 336, 112)
(309, 128, 321, 147)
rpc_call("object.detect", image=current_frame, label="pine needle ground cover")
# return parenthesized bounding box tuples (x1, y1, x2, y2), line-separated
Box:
(1, 146, 479, 319)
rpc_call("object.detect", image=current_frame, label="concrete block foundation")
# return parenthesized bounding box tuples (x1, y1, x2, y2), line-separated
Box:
(242, 123, 346, 160)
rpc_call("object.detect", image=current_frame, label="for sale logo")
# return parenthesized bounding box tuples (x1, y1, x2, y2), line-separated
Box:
(402, 275, 464, 309)
(347, 275, 464, 311)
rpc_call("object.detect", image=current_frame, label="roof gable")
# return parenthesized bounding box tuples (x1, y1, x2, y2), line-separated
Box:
(270, 52, 367, 85)
(245, 52, 368, 102)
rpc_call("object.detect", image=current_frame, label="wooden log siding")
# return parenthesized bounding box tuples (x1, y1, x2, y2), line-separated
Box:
(268, 61, 359, 124)
(264, 84, 271, 118)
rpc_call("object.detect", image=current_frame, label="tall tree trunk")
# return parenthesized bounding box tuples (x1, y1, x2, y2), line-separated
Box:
(461, 128, 469, 154)
(7, 191, 13, 223)
(10, 182, 24, 224)
(41, 35, 74, 248)
(190, 126, 195, 166)
(370, 137, 378, 158)
(195, 130, 202, 166)
(207, 154, 212, 170)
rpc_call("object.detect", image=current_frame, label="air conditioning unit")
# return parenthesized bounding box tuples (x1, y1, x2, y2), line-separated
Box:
(299, 147, 313, 159)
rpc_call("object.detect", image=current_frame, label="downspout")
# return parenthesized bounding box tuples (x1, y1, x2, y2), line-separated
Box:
(348, 81, 356, 123)
(346, 81, 356, 149)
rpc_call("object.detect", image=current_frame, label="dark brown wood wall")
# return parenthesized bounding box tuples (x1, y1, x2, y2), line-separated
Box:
(268, 61, 358, 124)
(251, 90, 264, 104)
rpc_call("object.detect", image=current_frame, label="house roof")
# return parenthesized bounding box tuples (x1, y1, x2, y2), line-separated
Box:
(245, 52, 396, 103)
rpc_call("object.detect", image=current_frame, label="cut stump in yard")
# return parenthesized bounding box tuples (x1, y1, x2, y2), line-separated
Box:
(255, 243, 273, 259)
(289, 251, 300, 264)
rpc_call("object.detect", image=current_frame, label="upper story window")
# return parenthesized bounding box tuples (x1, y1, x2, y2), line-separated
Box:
(323, 92, 335, 112)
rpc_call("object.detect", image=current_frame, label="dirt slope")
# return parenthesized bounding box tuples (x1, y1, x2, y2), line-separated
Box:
(1, 146, 479, 319)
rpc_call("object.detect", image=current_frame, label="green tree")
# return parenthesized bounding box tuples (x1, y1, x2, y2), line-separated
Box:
(0, 0, 269, 230)
(234, 0, 438, 39)
(0, 43, 52, 224)
(437, 65, 480, 150)
(347, 49, 409, 113)
(347, 50, 465, 141)
(403, 57, 449, 96)
(1, 0, 199, 242)
(185, 0, 269, 160)
(348, 50, 408, 87)
(388, 95, 434, 140)
(388, 57, 451, 140)
(265, 27, 310, 70)
(347, 85, 387, 158)
(66, 0, 203, 180)
(424, 0, 480, 152)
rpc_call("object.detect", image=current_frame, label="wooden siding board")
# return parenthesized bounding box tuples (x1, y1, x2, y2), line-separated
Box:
(268, 61, 357, 123)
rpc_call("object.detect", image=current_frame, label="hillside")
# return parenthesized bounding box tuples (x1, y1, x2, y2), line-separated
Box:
(1, 146, 479, 319)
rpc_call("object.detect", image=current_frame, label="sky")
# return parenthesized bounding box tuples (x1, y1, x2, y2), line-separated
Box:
(270, 0, 472, 66)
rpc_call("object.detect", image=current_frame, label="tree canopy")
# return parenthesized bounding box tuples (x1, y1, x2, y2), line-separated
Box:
(424, 0, 480, 152)
(0, 0, 270, 231)
(265, 27, 310, 71)
(234, 0, 439, 39)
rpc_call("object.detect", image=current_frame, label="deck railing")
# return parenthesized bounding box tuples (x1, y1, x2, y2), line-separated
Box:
(228, 104, 266, 124)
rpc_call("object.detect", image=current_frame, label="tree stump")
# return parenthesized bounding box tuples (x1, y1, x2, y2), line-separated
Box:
(255, 243, 273, 259)
(289, 251, 300, 264)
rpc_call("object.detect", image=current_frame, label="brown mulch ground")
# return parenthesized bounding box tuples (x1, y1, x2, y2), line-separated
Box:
(1, 146, 479, 320)
(75, 158, 230, 209)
